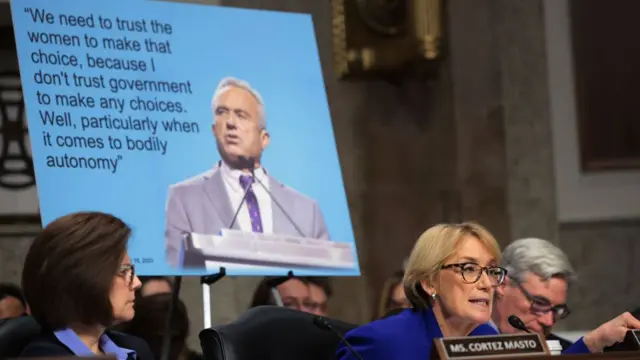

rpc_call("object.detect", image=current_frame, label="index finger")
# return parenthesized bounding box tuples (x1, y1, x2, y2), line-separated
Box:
(623, 312, 640, 329)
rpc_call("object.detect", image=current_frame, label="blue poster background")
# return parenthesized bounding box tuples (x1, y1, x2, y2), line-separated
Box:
(10, 0, 359, 276)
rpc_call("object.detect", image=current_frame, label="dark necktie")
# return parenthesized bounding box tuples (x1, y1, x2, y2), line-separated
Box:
(239, 175, 263, 233)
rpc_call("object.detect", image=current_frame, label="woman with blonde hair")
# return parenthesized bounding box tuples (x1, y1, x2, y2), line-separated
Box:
(337, 222, 507, 360)
(337, 222, 640, 359)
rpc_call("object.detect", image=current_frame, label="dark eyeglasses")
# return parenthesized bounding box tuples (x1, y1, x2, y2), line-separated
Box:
(512, 280, 571, 320)
(117, 264, 136, 287)
(441, 262, 507, 287)
(282, 297, 326, 313)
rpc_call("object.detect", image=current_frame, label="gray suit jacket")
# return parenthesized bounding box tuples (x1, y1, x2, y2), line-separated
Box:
(164, 165, 330, 268)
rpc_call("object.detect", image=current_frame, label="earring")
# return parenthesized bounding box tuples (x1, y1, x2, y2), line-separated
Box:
(431, 293, 437, 300)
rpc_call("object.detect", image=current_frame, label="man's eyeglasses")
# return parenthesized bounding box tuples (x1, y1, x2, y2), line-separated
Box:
(282, 297, 326, 314)
(441, 263, 507, 287)
(117, 264, 135, 287)
(512, 279, 571, 320)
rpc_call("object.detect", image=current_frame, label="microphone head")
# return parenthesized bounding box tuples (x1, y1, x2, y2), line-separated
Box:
(508, 315, 529, 333)
(237, 156, 255, 168)
(313, 316, 331, 330)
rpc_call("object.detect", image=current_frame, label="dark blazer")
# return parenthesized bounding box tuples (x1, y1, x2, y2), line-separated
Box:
(20, 330, 155, 360)
(336, 308, 498, 360)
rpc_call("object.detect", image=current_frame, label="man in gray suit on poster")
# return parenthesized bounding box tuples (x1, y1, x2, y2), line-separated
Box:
(165, 77, 330, 268)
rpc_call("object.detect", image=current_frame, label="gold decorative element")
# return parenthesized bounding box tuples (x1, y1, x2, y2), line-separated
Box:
(332, 0, 349, 78)
(331, 0, 443, 80)
(413, 0, 442, 60)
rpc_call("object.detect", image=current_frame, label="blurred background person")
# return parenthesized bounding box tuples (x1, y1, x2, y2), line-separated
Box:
(373, 270, 410, 320)
(118, 293, 203, 360)
(304, 277, 332, 316)
(19, 211, 153, 360)
(137, 276, 173, 297)
(249, 276, 332, 315)
(490, 238, 576, 350)
(0, 282, 27, 319)
(337, 222, 507, 360)
(490, 237, 640, 354)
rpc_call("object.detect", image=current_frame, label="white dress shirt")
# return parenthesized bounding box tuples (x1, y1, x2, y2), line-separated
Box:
(220, 161, 273, 234)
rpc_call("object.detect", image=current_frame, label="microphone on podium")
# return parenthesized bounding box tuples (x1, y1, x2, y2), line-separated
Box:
(239, 156, 309, 238)
(181, 157, 259, 267)
(227, 156, 261, 230)
(313, 316, 363, 360)
(508, 315, 531, 333)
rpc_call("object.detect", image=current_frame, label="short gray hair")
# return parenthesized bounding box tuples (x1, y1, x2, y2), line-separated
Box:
(211, 77, 266, 128)
(501, 238, 577, 287)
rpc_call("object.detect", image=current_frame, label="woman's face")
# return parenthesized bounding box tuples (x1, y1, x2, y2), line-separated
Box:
(425, 236, 504, 326)
(110, 253, 142, 324)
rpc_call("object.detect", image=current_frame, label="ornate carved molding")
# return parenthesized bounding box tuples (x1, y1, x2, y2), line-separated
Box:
(331, 0, 443, 80)
(0, 72, 35, 190)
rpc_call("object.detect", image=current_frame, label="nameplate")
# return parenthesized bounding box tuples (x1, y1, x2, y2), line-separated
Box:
(433, 333, 549, 359)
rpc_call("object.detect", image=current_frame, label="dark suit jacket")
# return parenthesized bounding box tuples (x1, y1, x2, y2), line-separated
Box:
(20, 330, 155, 360)
(335, 308, 498, 360)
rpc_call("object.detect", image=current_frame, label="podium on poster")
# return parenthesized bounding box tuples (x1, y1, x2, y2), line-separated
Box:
(185, 229, 357, 269)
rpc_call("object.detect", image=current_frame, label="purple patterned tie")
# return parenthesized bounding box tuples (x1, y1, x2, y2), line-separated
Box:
(239, 175, 263, 233)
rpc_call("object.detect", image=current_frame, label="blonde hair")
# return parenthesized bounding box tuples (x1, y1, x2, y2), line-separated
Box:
(403, 222, 501, 309)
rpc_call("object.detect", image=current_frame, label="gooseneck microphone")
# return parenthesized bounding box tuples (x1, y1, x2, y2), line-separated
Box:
(227, 156, 260, 230)
(313, 316, 364, 360)
(508, 315, 531, 333)
(239, 156, 308, 238)
(183, 157, 257, 266)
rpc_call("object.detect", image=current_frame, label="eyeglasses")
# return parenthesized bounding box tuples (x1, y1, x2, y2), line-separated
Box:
(281, 296, 326, 314)
(284, 298, 324, 311)
(304, 301, 327, 314)
(441, 262, 507, 287)
(512, 280, 571, 320)
(117, 264, 135, 287)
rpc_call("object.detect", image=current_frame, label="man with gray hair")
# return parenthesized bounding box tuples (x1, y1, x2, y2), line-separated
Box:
(164, 77, 330, 268)
(491, 238, 576, 349)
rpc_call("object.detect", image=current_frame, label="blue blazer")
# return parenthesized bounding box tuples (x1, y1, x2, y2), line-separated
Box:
(558, 338, 589, 354)
(335, 308, 498, 360)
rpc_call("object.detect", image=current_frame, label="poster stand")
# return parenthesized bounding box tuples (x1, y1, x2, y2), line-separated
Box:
(199, 267, 227, 329)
